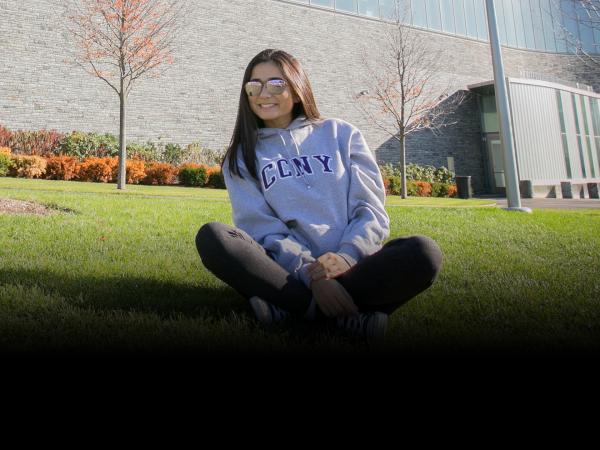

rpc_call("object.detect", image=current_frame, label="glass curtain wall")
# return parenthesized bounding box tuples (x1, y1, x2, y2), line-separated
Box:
(287, 0, 599, 54)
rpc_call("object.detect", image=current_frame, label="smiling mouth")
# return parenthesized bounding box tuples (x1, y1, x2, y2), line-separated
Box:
(259, 104, 277, 109)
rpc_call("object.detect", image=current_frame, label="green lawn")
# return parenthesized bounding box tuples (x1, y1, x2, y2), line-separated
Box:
(1, 177, 599, 356)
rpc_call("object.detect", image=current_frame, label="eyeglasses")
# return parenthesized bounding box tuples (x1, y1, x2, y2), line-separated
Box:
(245, 79, 288, 97)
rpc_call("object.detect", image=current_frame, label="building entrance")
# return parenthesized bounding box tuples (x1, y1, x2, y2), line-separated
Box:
(485, 133, 506, 195)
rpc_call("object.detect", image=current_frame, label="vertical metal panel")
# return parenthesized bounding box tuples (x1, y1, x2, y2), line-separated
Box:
(581, 96, 599, 177)
(560, 90, 584, 179)
(556, 90, 573, 179)
(508, 82, 567, 180)
(571, 93, 591, 178)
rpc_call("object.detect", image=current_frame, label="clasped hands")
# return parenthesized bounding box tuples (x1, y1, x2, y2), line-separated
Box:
(306, 252, 358, 317)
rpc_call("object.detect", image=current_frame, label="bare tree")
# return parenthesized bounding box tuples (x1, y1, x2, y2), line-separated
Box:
(553, 0, 600, 71)
(353, 0, 465, 198)
(63, 0, 188, 189)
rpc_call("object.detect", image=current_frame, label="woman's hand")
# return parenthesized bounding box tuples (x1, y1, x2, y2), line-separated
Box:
(307, 252, 351, 283)
(310, 278, 358, 317)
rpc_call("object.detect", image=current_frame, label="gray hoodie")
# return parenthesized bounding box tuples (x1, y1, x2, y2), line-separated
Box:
(223, 115, 390, 287)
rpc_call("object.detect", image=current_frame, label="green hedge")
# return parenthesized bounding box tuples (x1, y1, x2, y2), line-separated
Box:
(379, 162, 455, 184)
(207, 170, 225, 189)
(431, 182, 452, 197)
(0, 153, 12, 176)
(60, 131, 119, 159)
(179, 166, 207, 187)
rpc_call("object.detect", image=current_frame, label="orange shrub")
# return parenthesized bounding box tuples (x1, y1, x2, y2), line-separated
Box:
(413, 181, 432, 197)
(179, 163, 202, 170)
(203, 165, 225, 188)
(385, 176, 402, 195)
(383, 177, 390, 195)
(78, 157, 118, 182)
(203, 165, 220, 177)
(45, 155, 80, 181)
(9, 155, 47, 178)
(111, 158, 146, 184)
(143, 162, 179, 185)
(448, 184, 457, 198)
(0, 146, 11, 156)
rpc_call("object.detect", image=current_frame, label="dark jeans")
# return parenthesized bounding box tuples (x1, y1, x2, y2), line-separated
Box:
(195, 222, 443, 316)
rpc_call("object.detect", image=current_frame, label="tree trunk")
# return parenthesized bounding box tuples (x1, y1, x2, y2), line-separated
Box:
(117, 86, 126, 190)
(400, 135, 407, 199)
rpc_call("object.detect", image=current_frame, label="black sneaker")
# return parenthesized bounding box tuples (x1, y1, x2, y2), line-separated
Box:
(336, 312, 388, 339)
(249, 296, 290, 325)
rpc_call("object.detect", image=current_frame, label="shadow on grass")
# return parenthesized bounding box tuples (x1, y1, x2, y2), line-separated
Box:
(0, 267, 244, 319)
(4, 268, 598, 357)
(0, 267, 356, 342)
(0, 267, 383, 356)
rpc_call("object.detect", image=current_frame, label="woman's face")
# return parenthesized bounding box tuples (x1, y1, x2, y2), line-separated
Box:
(247, 61, 298, 129)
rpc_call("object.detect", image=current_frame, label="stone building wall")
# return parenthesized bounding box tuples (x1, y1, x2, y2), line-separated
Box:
(2, 0, 599, 192)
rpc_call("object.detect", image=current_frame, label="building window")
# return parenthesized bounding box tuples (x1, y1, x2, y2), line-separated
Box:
(426, 0, 442, 30)
(480, 95, 499, 133)
(282, 0, 597, 55)
(541, 0, 558, 52)
(440, 0, 456, 34)
(520, 0, 536, 48)
(551, 0, 567, 52)
(493, 0, 508, 44)
(475, 0, 489, 40)
(591, 98, 600, 177)
(510, 0, 526, 48)
(464, 0, 478, 38)
(311, 0, 333, 8)
(454, 0, 467, 35)
(336, 0, 358, 14)
(379, 0, 396, 21)
(411, 0, 428, 27)
(556, 91, 573, 179)
(560, 0, 579, 52)
(358, 0, 379, 17)
(576, 1, 596, 54)
(395, 0, 412, 23)
(580, 96, 597, 178)
(530, 0, 547, 51)
(501, 0, 518, 47)
(571, 93, 588, 178)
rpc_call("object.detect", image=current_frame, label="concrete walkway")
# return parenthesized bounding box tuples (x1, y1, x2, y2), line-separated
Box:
(475, 196, 600, 210)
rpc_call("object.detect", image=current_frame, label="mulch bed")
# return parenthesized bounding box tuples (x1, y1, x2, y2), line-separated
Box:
(0, 198, 56, 216)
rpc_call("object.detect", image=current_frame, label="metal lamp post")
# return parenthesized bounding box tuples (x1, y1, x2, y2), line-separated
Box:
(485, 0, 532, 213)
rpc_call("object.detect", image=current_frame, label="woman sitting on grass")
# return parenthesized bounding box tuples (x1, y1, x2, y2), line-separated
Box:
(195, 49, 443, 339)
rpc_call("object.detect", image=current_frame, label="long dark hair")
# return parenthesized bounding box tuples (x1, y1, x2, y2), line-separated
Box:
(224, 49, 322, 180)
